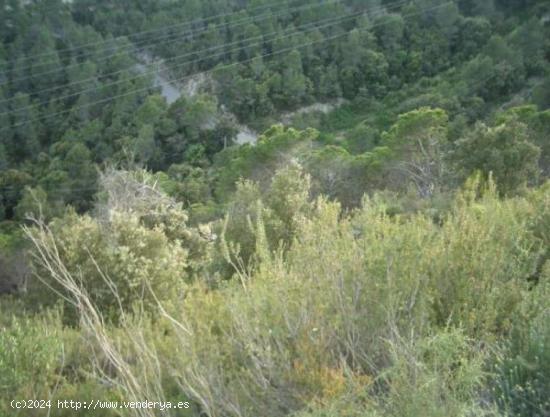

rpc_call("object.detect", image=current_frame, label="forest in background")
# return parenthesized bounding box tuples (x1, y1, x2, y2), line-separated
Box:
(0, 0, 549, 416)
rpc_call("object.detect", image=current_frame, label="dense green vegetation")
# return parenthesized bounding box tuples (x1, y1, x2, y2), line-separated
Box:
(0, 0, 549, 416)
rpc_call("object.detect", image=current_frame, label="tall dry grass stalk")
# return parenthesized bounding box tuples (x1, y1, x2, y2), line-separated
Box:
(24, 218, 169, 417)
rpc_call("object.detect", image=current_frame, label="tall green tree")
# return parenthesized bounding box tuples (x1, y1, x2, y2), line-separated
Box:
(382, 107, 449, 196)
(276, 50, 311, 108)
(452, 120, 541, 194)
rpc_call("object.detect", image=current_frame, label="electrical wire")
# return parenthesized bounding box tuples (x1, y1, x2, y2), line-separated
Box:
(0, 0, 337, 66)
(0, 0, 453, 133)
(0, 5, 400, 117)
(0, 0, 351, 81)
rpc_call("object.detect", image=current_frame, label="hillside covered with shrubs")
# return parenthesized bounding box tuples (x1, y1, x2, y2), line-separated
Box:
(0, 0, 549, 416)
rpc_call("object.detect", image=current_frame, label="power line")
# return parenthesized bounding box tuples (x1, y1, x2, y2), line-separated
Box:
(0, 185, 100, 194)
(0, 13, 362, 117)
(0, 0, 350, 81)
(0, 0, 332, 67)
(2, 0, 342, 78)
(0, 0, 453, 133)
(0, 3, 383, 110)
(0, 5, 392, 117)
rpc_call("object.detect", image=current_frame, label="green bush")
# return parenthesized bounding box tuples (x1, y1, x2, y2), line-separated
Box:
(294, 330, 502, 417)
(17, 169, 549, 417)
(0, 312, 63, 416)
(154, 182, 543, 417)
(0, 305, 125, 417)
(493, 271, 550, 417)
(27, 210, 188, 323)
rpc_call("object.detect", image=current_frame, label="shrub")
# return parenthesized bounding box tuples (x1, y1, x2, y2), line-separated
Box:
(0, 304, 126, 417)
(21, 172, 548, 417)
(25, 169, 193, 322)
(0, 312, 63, 416)
(426, 179, 538, 337)
(27, 210, 188, 323)
(492, 270, 550, 417)
(451, 120, 541, 195)
(163, 183, 543, 416)
(294, 330, 503, 417)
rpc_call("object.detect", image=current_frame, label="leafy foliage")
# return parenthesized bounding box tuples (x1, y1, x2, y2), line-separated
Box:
(1, 1, 549, 417)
